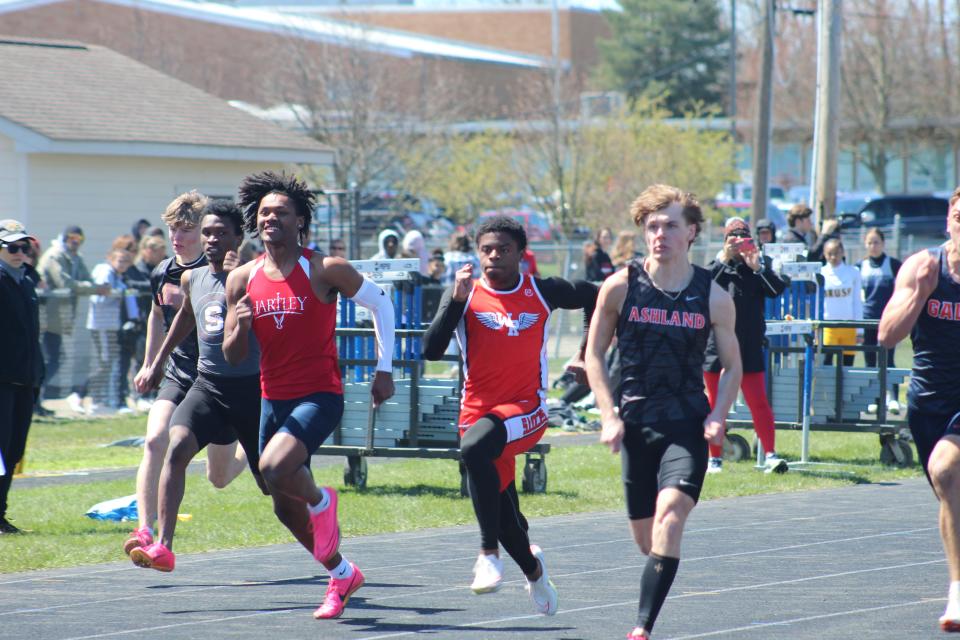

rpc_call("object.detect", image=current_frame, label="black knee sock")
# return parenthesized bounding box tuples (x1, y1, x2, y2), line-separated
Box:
(497, 482, 538, 576)
(636, 553, 680, 632)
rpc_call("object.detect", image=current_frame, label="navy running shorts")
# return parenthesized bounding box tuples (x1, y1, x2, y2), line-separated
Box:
(259, 391, 344, 465)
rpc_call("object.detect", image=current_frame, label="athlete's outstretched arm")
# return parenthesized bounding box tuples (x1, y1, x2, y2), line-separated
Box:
(423, 264, 473, 361)
(878, 250, 938, 348)
(136, 271, 197, 392)
(706, 282, 741, 445)
(223, 264, 253, 366)
(321, 257, 396, 407)
(585, 270, 627, 453)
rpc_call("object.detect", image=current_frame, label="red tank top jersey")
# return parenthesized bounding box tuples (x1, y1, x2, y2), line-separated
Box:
(246, 248, 342, 400)
(457, 274, 551, 424)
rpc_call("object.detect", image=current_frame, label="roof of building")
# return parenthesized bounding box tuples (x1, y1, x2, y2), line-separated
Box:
(0, 0, 551, 68)
(0, 36, 334, 163)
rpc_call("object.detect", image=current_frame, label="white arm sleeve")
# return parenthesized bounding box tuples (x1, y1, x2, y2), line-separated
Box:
(350, 278, 396, 373)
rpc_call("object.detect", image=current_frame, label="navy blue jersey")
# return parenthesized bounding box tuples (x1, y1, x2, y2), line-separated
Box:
(150, 255, 206, 384)
(616, 260, 712, 428)
(908, 246, 960, 415)
(860, 253, 901, 320)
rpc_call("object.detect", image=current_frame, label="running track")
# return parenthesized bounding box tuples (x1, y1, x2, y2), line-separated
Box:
(1, 478, 947, 639)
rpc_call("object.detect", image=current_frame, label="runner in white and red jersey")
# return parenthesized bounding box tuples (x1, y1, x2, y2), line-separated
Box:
(223, 172, 396, 621)
(424, 215, 597, 616)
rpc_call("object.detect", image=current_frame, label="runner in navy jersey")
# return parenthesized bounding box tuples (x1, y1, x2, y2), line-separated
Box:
(879, 186, 960, 632)
(586, 184, 741, 640)
(124, 192, 247, 560)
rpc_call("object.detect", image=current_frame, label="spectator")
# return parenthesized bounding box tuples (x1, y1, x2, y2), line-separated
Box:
(442, 232, 480, 286)
(119, 239, 153, 411)
(238, 239, 263, 265)
(144, 227, 166, 241)
(784, 204, 814, 248)
(585, 229, 615, 281)
(704, 218, 790, 474)
(403, 230, 430, 275)
(372, 229, 401, 260)
(135, 235, 166, 280)
(0, 219, 45, 533)
(808, 218, 841, 264)
(610, 231, 637, 271)
(329, 238, 347, 259)
(131, 219, 151, 244)
(755, 218, 777, 248)
(37, 225, 109, 413)
(87, 248, 136, 414)
(520, 246, 540, 278)
(859, 227, 903, 414)
(426, 255, 445, 283)
(821, 238, 863, 366)
(112, 235, 137, 254)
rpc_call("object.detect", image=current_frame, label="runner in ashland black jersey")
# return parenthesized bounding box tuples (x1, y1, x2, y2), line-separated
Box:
(150, 254, 206, 391)
(616, 259, 712, 430)
(586, 185, 741, 640)
(879, 188, 960, 632)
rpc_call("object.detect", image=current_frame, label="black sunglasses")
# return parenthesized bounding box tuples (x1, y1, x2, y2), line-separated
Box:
(1, 242, 29, 254)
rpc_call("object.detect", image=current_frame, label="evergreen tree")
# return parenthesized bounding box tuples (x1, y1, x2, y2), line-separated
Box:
(597, 0, 728, 116)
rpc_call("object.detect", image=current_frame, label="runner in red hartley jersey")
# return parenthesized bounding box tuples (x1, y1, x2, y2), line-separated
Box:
(423, 215, 597, 616)
(223, 172, 396, 621)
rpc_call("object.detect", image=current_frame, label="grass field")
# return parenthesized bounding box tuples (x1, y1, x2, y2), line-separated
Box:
(1, 416, 922, 574)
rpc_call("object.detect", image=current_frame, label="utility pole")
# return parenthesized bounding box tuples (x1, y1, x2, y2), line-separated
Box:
(728, 0, 738, 197)
(751, 0, 774, 225)
(812, 0, 842, 226)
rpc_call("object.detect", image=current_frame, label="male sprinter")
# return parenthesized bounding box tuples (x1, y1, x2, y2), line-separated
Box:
(879, 186, 960, 632)
(131, 200, 267, 571)
(126, 192, 247, 557)
(423, 215, 597, 616)
(224, 172, 396, 620)
(585, 185, 741, 640)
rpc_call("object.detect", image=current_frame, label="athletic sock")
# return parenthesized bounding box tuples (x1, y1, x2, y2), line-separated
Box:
(308, 488, 331, 515)
(636, 553, 680, 632)
(329, 556, 354, 581)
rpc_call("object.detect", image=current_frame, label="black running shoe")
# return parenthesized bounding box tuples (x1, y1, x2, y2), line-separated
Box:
(0, 518, 22, 534)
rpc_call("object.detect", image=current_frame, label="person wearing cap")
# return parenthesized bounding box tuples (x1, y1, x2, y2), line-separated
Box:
(704, 218, 790, 474)
(37, 225, 109, 413)
(0, 220, 45, 533)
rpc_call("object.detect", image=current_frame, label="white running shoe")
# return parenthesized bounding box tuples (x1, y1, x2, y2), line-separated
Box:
(526, 545, 558, 616)
(136, 398, 154, 413)
(887, 399, 902, 415)
(470, 553, 503, 594)
(706, 457, 723, 474)
(940, 598, 960, 632)
(66, 392, 86, 414)
(764, 453, 789, 474)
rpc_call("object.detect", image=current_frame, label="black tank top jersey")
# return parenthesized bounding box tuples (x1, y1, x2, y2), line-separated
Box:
(908, 245, 960, 416)
(150, 255, 207, 383)
(616, 260, 712, 427)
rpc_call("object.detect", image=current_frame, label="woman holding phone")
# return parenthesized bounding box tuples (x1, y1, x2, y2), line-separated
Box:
(703, 218, 790, 474)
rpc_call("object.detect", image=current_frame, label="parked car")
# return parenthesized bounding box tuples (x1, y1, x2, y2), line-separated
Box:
(478, 208, 556, 242)
(854, 194, 949, 239)
(713, 199, 788, 232)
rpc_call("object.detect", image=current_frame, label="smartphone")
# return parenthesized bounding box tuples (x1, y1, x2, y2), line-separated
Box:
(736, 237, 756, 253)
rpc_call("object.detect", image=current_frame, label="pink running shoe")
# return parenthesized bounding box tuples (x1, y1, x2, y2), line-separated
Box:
(122, 527, 153, 556)
(130, 542, 176, 572)
(309, 488, 340, 563)
(313, 563, 365, 620)
(627, 627, 649, 639)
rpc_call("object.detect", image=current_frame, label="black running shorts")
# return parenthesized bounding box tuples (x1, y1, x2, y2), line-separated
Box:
(621, 418, 709, 520)
(169, 373, 262, 473)
(909, 408, 960, 484)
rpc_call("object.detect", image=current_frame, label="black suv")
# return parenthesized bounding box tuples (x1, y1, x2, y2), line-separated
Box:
(851, 195, 949, 239)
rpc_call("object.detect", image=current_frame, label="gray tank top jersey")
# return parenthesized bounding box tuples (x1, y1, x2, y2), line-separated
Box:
(189, 266, 260, 377)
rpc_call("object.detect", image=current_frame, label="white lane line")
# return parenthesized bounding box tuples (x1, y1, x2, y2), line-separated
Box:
(0, 498, 932, 588)
(661, 597, 942, 639)
(1, 524, 938, 616)
(354, 559, 945, 640)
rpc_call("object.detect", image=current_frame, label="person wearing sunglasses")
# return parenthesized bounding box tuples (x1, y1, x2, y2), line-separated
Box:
(0, 220, 45, 534)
